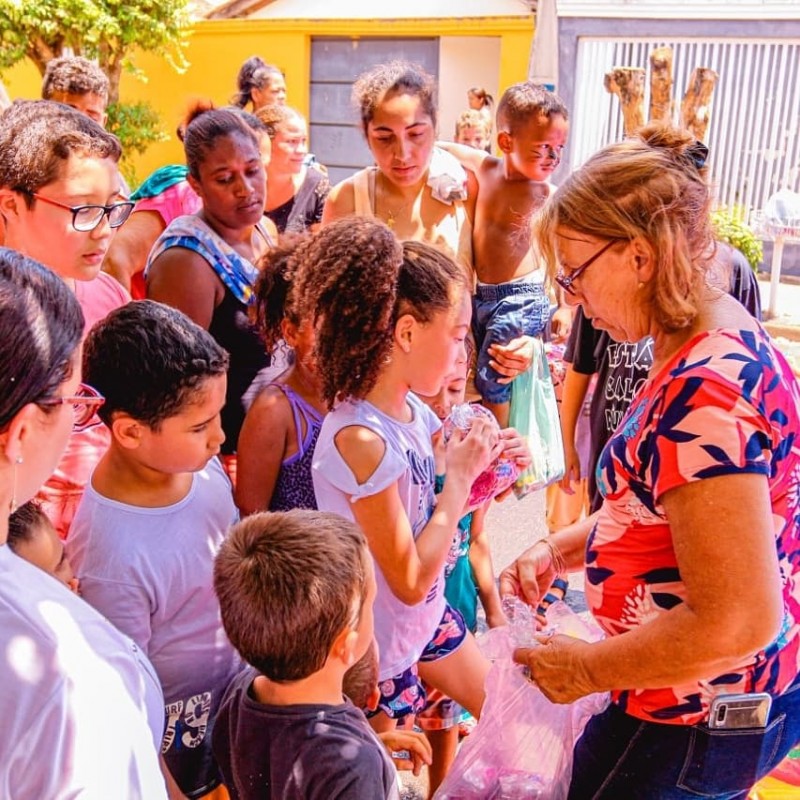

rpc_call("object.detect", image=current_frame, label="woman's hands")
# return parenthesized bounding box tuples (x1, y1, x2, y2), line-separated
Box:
(499, 538, 562, 608)
(513, 635, 596, 704)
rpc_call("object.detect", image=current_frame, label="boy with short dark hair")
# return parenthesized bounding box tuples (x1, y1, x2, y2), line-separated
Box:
(212, 509, 400, 800)
(41, 56, 110, 127)
(442, 82, 572, 426)
(66, 299, 240, 798)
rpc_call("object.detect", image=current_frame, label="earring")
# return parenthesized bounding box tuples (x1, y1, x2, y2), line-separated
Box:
(9, 455, 22, 514)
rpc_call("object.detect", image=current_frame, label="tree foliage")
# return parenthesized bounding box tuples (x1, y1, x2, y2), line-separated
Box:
(0, 0, 190, 103)
(106, 101, 169, 186)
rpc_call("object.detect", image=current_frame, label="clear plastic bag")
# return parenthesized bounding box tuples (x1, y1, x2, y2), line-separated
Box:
(509, 338, 565, 498)
(435, 600, 609, 800)
(443, 403, 521, 508)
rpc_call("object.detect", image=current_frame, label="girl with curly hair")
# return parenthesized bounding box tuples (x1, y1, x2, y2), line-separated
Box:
(299, 217, 527, 740)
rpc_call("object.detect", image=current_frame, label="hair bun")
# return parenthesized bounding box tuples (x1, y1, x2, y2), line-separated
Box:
(637, 121, 709, 174)
(177, 99, 216, 141)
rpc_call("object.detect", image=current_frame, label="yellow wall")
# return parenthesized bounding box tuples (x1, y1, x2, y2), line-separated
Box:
(0, 16, 533, 183)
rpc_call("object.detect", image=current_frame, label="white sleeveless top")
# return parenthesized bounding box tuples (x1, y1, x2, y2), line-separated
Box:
(312, 393, 445, 681)
(352, 166, 474, 275)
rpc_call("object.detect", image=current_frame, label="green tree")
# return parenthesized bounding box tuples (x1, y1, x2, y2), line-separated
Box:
(0, 0, 190, 103)
(0, 0, 190, 185)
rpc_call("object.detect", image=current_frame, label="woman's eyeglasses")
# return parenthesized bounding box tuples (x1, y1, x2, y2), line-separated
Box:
(40, 383, 105, 431)
(555, 239, 620, 296)
(31, 192, 135, 232)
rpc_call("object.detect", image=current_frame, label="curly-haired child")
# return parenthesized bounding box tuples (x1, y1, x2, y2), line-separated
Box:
(235, 236, 327, 515)
(298, 218, 527, 742)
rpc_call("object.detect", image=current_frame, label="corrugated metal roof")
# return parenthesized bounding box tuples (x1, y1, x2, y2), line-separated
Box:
(557, 0, 800, 20)
(206, 0, 532, 20)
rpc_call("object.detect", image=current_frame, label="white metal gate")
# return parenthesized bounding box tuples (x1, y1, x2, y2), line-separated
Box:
(571, 37, 800, 218)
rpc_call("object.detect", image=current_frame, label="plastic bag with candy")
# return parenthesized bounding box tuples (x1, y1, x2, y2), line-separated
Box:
(435, 601, 609, 800)
(442, 403, 521, 508)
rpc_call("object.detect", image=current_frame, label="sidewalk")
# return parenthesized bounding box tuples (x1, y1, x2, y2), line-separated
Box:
(759, 275, 800, 375)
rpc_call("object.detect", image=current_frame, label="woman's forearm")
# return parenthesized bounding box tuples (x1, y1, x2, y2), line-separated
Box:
(582, 601, 777, 694)
(549, 513, 598, 571)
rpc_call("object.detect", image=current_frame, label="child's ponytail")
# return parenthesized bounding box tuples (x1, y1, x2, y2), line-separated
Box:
(252, 236, 307, 353)
(294, 220, 468, 409)
(294, 217, 403, 409)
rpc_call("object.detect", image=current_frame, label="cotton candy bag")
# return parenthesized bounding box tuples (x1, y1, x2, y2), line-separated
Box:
(435, 600, 609, 800)
(442, 403, 521, 508)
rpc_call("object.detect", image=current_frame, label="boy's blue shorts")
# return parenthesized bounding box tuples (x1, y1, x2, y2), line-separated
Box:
(472, 277, 551, 404)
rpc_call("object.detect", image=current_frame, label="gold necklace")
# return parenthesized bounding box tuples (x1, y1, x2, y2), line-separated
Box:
(376, 171, 422, 229)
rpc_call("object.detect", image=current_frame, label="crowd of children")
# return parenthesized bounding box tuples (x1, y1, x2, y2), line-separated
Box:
(0, 51, 681, 799)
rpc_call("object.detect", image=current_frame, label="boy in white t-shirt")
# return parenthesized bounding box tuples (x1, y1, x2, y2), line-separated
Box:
(67, 299, 241, 799)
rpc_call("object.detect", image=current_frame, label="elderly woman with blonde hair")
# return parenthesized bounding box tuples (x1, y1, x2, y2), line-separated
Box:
(502, 123, 800, 799)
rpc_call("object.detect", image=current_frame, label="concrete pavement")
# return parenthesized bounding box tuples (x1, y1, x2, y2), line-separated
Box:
(760, 275, 800, 375)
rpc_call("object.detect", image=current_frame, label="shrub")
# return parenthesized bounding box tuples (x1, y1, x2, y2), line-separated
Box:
(106, 101, 168, 188)
(711, 206, 763, 272)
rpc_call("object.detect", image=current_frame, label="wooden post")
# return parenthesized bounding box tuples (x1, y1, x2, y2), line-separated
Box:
(649, 46, 673, 123)
(604, 67, 646, 136)
(680, 67, 718, 141)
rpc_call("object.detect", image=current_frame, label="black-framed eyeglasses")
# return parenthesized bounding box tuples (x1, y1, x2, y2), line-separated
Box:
(39, 383, 105, 431)
(555, 239, 620, 296)
(31, 192, 135, 232)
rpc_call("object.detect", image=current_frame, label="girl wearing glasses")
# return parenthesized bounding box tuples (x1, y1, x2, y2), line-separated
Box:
(0, 249, 167, 797)
(0, 100, 132, 538)
(502, 124, 800, 799)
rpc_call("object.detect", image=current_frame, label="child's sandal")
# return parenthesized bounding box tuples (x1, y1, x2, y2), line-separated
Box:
(535, 576, 569, 625)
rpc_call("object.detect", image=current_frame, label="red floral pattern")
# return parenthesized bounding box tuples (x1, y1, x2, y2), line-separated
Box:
(589, 327, 800, 724)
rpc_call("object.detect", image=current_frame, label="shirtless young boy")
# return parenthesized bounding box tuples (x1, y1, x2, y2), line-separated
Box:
(442, 83, 570, 426)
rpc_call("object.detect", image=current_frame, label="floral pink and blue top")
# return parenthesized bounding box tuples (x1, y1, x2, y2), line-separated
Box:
(588, 325, 800, 725)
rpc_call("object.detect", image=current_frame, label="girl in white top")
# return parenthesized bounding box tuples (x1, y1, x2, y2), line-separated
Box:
(301, 218, 524, 735)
